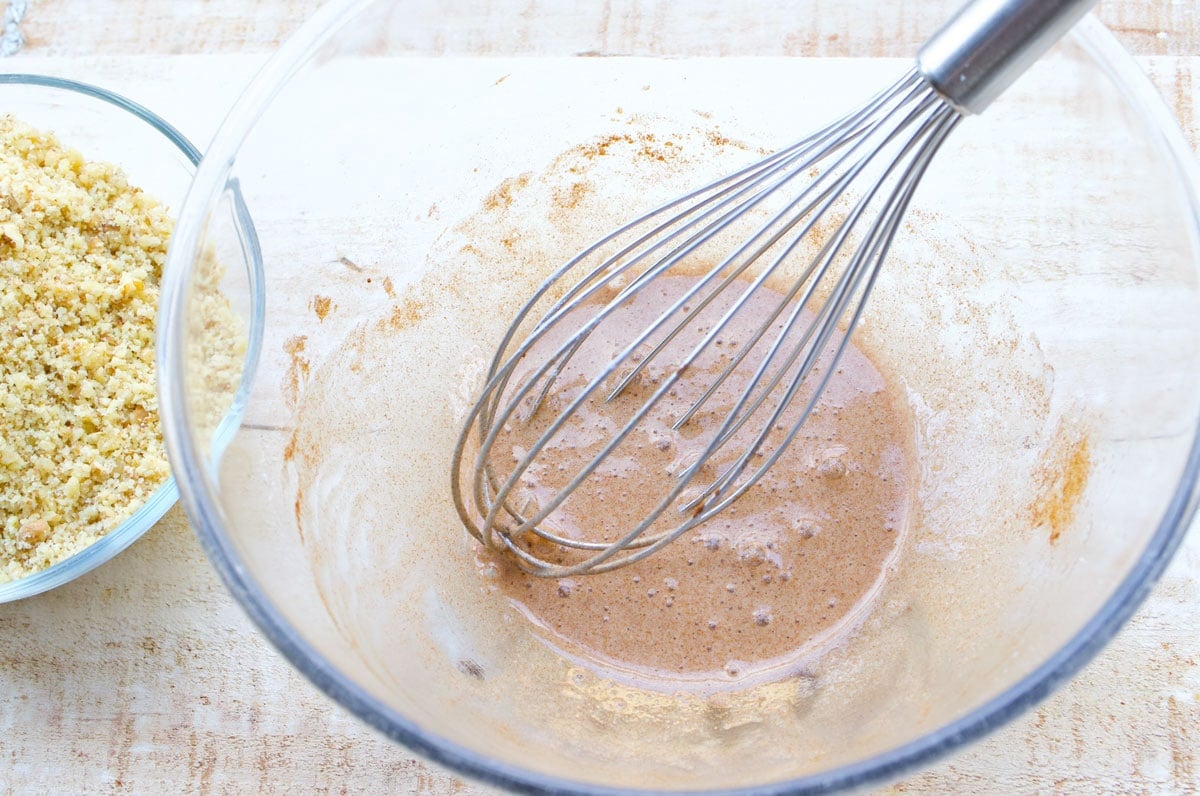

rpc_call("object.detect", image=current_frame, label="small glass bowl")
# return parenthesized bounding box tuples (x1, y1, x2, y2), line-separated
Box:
(0, 75, 198, 602)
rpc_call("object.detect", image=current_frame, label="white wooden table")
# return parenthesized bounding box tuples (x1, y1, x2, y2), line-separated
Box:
(1, 1, 1198, 792)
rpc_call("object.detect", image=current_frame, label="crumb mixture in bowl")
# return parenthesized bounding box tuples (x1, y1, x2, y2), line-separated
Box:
(0, 115, 171, 582)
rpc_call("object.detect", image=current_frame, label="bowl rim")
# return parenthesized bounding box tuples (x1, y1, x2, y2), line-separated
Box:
(0, 73, 197, 604)
(157, 5, 1200, 793)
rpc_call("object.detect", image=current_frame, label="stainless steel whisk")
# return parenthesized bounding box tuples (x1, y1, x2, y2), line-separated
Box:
(453, 0, 1096, 577)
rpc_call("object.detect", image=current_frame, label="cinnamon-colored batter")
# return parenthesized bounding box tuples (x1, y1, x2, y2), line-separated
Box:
(477, 275, 914, 685)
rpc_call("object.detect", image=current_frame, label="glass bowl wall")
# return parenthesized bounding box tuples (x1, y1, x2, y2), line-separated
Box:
(0, 75, 197, 602)
(159, 2, 1200, 792)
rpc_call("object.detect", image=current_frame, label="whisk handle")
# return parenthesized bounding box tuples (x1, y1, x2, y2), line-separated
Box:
(917, 0, 1096, 115)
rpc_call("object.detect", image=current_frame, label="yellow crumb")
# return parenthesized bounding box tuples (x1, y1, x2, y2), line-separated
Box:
(0, 114, 191, 582)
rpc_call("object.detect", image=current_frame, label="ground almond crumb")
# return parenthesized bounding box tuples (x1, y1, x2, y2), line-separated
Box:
(0, 114, 173, 582)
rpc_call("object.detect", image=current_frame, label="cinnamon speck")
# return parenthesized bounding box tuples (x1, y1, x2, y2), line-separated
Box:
(383, 293, 430, 332)
(706, 130, 731, 147)
(483, 173, 531, 212)
(283, 335, 310, 406)
(310, 295, 335, 321)
(1030, 424, 1092, 545)
(553, 180, 592, 210)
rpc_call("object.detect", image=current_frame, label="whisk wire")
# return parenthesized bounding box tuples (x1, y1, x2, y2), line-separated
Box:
(480, 75, 942, 517)
(478, 70, 929, 427)
(600, 73, 933, 401)
(454, 0, 1099, 576)
(670, 91, 956, 495)
(667, 88, 947, 432)
(696, 108, 964, 516)
(453, 70, 964, 576)
(524, 68, 925, 339)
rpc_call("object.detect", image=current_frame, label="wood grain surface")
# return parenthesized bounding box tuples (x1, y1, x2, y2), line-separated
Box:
(11, 0, 1200, 57)
(1, 1, 1198, 794)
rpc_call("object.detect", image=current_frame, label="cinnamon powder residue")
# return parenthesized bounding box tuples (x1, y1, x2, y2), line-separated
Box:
(384, 293, 430, 332)
(1030, 424, 1092, 545)
(483, 173, 532, 212)
(579, 131, 683, 164)
(706, 130, 731, 147)
(553, 181, 592, 210)
(283, 334, 310, 407)
(311, 295, 335, 321)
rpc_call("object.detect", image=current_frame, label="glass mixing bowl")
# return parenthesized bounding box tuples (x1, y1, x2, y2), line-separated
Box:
(0, 75, 197, 603)
(158, 1, 1200, 792)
